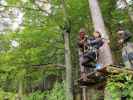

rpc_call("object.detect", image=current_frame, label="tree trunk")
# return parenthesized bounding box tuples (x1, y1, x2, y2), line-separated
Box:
(123, 0, 133, 23)
(127, 8, 133, 23)
(88, 0, 113, 99)
(82, 86, 87, 100)
(61, 0, 73, 99)
(16, 81, 23, 100)
(64, 30, 73, 100)
(88, 0, 113, 66)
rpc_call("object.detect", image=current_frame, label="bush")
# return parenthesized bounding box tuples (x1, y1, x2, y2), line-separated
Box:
(106, 73, 133, 100)
(24, 81, 65, 100)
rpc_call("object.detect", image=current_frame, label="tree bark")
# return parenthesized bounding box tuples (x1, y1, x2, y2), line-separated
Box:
(88, 0, 113, 99)
(61, 0, 73, 99)
(82, 86, 87, 100)
(16, 80, 23, 100)
(123, 0, 133, 23)
(64, 30, 73, 100)
(88, 0, 113, 66)
(127, 8, 133, 23)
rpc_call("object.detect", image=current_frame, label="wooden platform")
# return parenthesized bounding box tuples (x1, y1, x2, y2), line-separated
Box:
(77, 67, 107, 86)
(76, 65, 133, 87)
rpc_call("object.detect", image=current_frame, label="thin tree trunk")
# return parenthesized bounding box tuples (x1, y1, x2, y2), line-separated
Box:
(61, 0, 73, 100)
(123, 0, 133, 23)
(88, 0, 113, 66)
(16, 81, 23, 100)
(64, 30, 73, 100)
(127, 8, 133, 23)
(62, 0, 73, 99)
(82, 86, 87, 100)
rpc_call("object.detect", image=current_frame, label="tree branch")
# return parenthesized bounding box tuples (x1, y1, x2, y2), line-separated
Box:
(0, 4, 50, 15)
(31, 63, 65, 69)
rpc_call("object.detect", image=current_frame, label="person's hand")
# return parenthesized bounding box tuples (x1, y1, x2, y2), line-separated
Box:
(107, 40, 110, 43)
(102, 38, 110, 44)
(80, 39, 85, 44)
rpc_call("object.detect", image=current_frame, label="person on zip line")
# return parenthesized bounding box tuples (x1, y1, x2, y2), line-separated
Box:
(78, 28, 104, 69)
(117, 28, 133, 68)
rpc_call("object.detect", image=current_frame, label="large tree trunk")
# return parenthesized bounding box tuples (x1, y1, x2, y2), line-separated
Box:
(88, 0, 113, 66)
(88, 0, 113, 99)
(64, 30, 73, 100)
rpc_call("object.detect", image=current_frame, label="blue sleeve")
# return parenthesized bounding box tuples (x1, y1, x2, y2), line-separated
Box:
(89, 38, 102, 45)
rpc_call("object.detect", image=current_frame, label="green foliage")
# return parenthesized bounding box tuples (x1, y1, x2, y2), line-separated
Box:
(0, 89, 16, 100)
(100, 0, 133, 64)
(0, 82, 65, 100)
(24, 82, 65, 100)
(23, 91, 46, 100)
(106, 73, 133, 100)
(0, 0, 91, 94)
(1, 0, 133, 99)
(6, 0, 21, 5)
(46, 82, 65, 100)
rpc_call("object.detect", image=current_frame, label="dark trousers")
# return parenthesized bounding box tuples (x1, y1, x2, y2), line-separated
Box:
(81, 51, 96, 67)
